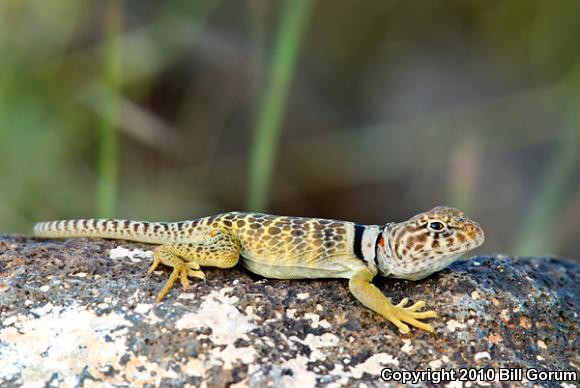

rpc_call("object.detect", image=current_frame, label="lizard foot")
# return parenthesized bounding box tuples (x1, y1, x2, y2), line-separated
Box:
(348, 269, 438, 334)
(388, 299, 437, 334)
(155, 262, 206, 303)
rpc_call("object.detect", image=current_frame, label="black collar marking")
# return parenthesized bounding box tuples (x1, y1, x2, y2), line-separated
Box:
(353, 224, 365, 260)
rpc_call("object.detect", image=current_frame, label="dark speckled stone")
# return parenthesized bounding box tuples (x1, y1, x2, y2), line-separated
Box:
(0, 236, 578, 387)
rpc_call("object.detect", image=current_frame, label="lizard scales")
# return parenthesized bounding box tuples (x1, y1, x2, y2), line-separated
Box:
(34, 206, 484, 333)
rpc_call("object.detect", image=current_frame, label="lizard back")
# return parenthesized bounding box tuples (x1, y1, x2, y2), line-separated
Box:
(34, 212, 378, 278)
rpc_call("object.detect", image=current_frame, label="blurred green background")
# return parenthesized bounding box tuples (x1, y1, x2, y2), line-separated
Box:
(1, 0, 579, 258)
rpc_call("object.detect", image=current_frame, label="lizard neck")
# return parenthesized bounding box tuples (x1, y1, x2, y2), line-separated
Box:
(352, 224, 382, 274)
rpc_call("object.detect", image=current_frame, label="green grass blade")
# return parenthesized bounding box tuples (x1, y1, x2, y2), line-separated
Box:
(247, 0, 314, 212)
(97, 0, 122, 218)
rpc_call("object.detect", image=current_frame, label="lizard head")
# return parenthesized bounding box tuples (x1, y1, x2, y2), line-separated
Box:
(376, 206, 484, 280)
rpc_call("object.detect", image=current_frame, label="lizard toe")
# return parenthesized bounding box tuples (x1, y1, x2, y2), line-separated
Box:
(394, 298, 409, 308)
(406, 300, 426, 311)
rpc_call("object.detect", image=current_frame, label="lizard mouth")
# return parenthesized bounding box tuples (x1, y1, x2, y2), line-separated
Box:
(466, 221, 485, 247)
(445, 222, 485, 254)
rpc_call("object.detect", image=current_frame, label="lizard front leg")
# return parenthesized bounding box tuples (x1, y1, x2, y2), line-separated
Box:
(148, 231, 240, 302)
(348, 268, 437, 333)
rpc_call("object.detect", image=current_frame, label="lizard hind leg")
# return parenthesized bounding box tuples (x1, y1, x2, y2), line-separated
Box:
(156, 261, 204, 303)
(149, 234, 240, 302)
(150, 245, 197, 303)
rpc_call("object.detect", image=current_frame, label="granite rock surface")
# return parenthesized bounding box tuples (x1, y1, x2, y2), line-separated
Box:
(0, 236, 578, 387)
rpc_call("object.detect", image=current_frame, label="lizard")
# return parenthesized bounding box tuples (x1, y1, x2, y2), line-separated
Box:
(33, 206, 484, 333)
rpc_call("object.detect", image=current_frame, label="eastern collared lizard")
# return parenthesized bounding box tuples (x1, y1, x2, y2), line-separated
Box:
(33, 206, 484, 333)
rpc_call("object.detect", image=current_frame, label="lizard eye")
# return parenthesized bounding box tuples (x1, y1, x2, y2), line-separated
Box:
(428, 221, 446, 232)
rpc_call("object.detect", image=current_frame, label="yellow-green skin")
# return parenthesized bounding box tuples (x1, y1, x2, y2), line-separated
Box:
(34, 207, 485, 333)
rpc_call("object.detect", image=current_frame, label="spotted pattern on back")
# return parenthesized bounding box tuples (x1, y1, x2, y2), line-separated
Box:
(33, 212, 354, 257)
(203, 213, 353, 264)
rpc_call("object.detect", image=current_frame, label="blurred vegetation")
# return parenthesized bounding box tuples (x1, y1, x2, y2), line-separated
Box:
(0, 0, 579, 258)
(97, 0, 122, 218)
(248, 0, 313, 211)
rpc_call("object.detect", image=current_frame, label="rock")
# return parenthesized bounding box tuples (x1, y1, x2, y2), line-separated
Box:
(0, 236, 578, 387)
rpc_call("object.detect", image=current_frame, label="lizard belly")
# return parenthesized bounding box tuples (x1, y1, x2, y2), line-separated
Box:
(239, 255, 363, 279)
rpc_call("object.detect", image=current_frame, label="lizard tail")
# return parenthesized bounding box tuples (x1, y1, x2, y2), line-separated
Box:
(33, 219, 198, 244)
